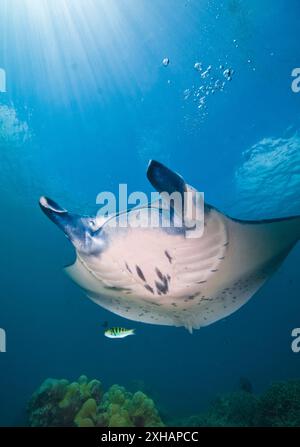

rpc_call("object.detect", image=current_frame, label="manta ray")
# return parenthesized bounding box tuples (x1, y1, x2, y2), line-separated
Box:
(40, 160, 300, 332)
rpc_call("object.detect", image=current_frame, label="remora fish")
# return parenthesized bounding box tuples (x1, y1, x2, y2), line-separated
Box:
(39, 160, 300, 333)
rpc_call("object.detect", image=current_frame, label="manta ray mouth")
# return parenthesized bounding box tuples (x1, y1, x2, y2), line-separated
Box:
(39, 196, 102, 255)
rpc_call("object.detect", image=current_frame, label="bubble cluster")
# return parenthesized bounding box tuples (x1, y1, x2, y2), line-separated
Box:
(183, 62, 234, 119)
(0, 105, 30, 146)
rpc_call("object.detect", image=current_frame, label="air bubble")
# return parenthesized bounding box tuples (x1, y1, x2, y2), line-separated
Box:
(183, 89, 191, 100)
(223, 68, 234, 81)
(194, 62, 202, 71)
(214, 79, 224, 90)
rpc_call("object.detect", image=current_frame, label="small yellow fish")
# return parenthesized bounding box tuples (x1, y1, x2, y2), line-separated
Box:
(104, 327, 135, 339)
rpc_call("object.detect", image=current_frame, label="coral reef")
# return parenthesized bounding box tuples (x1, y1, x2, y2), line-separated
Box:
(176, 379, 300, 427)
(176, 391, 259, 427)
(28, 377, 300, 427)
(27, 376, 164, 427)
(256, 380, 300, 427)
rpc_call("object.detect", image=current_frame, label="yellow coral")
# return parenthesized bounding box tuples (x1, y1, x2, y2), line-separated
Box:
(107, 404, 133, 427)
(128, 391, 164, 426)
(28, 376, 164, 427)
(105, 385, 128, 405)
(77, 418, 95, 427)
(58, 382, 80, 409)
(74, 398, 97, 427)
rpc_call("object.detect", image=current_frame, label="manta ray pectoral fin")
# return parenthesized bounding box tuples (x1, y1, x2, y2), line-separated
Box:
(217, 216, 300, 294)
(64, 257, 106, 294)
(229, 213, 300, 269)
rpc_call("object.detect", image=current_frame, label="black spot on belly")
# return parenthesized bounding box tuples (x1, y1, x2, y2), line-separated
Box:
(155, 279, 169, 295)
(144, 284, 154, 294)
(165, 250, 173, 264)
(136, 265, 146, 281)
(155, 267, 164, 281)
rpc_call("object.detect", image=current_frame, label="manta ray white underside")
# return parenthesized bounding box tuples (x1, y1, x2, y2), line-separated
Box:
(40, 160, 300, 332)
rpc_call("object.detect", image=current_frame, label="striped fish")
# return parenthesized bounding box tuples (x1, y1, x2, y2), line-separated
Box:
(104, 327, 135, 339)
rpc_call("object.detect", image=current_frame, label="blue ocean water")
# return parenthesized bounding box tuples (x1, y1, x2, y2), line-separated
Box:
(0, 0, 300, 426)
